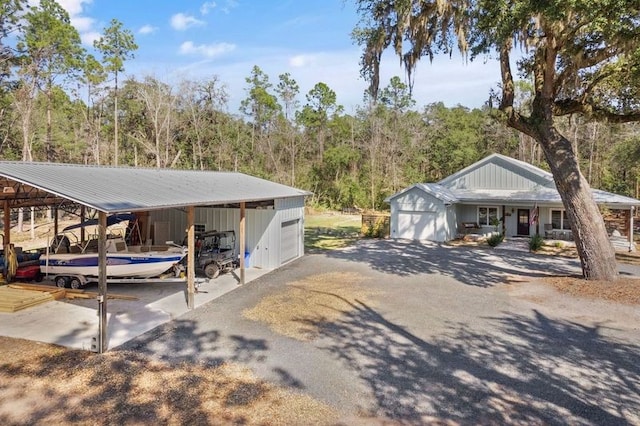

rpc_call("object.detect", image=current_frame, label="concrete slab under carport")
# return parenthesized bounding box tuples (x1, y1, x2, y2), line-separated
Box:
(0, 267, 272, 351)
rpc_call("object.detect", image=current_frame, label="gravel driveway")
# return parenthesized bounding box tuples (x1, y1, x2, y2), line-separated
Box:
(120, 240, 640, 424)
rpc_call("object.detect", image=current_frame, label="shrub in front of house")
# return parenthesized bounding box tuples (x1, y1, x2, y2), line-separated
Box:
(529, 234, 544, 251)
(487, 233, 504, 247)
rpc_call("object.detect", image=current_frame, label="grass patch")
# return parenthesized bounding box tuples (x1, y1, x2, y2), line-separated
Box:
(304, 212, 361, 252)
(243, 272, 380, 341)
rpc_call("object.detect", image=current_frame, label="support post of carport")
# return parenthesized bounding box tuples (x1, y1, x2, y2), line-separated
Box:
(630, 206, 635, 253)
(80, 205, 86, 242)
(186, 206, 195, 309)
(54, 206, 59, 237)
(239, 202, 245, 285)
(3, 200, 10, 245)
(97, 211, 108, 353)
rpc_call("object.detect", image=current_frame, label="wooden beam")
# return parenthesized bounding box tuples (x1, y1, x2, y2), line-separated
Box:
(80, 205, 86, 242)
(3, 200, 10, 246)
(54, 207, 59, 238)
(187, 206, 195, 309)
(240, 202, 246, 286)
(630, 206, 635, 253)
(97, 211, 107, 353)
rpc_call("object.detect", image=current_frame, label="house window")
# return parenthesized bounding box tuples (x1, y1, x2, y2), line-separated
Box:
(195, 223, 206, 233)
(550, 209, 571, 230)
(478, 207, 499, 226)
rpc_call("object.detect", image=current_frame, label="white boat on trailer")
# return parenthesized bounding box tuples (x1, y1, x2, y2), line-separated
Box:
(40, 214, 187, 288)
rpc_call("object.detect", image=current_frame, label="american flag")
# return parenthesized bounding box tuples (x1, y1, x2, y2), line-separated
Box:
(529, 204, 539, 225)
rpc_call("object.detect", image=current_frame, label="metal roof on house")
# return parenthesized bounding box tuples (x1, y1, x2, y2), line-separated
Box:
(0, 161, 311, 213)
(386, 154, 640, 208)
(384, 183, 459, 204)
(453, 188, 640, 206)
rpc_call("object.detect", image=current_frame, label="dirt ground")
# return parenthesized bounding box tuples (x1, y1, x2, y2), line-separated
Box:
(2, 220, 639, 423)
(1, 267, 638, 424)
(0, 337, 338, 425)
(539, 275, 640, 304)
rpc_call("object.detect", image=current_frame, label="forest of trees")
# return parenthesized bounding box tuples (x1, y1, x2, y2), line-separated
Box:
(1, 0, 639, 213)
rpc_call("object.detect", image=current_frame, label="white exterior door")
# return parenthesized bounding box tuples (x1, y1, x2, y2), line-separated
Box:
(280, 219, 299, 264)
(397, 211, 437, 241)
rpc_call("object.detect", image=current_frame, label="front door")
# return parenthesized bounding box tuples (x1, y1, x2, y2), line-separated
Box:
(517, 209, 530, 236)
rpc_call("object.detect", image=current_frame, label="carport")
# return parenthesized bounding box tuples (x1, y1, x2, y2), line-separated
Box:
(0, 162, 310, 352)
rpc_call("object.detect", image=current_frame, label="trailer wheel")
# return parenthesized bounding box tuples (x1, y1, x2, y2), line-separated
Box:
(204, 263, 220, 279)
(69, 277, 82, 289)
(55, 276, 69, 288)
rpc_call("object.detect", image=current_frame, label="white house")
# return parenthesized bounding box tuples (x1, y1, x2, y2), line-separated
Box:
(385, 154, 639, 248)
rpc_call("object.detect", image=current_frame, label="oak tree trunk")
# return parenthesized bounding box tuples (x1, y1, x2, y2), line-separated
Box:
(537, 127, 618, 280)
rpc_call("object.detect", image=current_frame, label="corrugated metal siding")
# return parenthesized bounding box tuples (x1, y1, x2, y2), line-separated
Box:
(275, 196, 305, 260)
(280, 220, 300, 263)
(149, 200, 305, 269)
(248, 209, 278, 268)
(275, 196, 305, 212)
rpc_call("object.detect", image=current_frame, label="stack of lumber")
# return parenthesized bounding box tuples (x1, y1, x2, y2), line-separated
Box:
(0, 286, 60, 313)
(0, 283, 139, 313)
(7, 283, 138, 301)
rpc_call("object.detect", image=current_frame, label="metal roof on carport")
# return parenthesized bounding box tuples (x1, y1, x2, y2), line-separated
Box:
(0, 161, 311, 212)
(0, 161, 311, 353)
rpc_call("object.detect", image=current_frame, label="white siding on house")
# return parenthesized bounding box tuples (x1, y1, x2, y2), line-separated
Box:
(388, 154, 640, 243)
(444, 159, 548, 191)
(444, 204, 458, 240)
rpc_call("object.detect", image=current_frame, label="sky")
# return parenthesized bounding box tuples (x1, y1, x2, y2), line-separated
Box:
(56, 0, 503, 113)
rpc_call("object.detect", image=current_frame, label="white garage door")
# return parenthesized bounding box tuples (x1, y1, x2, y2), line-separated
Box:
(280, 219, 300, 264)
(397, 211, 437, 241)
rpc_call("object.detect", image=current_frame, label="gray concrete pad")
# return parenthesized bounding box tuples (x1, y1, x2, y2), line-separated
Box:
(0, 267, 271, 350)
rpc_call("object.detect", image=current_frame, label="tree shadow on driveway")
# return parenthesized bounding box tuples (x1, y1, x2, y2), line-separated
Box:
(326, 239, 581, 287)
(121, 319, 269, 367)
(311, 298, 640, 424)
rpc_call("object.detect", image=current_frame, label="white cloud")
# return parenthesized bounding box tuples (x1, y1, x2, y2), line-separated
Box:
(138, 25, 158, 35)
(71, 16, 94, 32)
(179, 41, 236, 58)
(289, 54, 315, 68)
(170, 13, 206, 31)
(54, 0, 98, 46)
(80, 30, 101, 46)
(56, 0, 92, 16)
(221, 0, 238, 14)
(200, 1, 217, 15)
